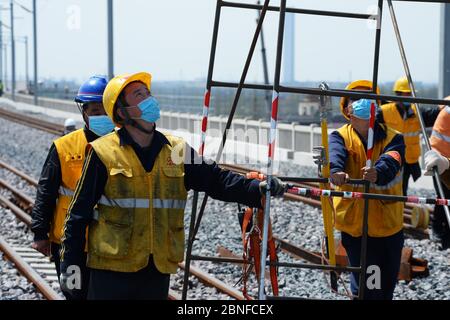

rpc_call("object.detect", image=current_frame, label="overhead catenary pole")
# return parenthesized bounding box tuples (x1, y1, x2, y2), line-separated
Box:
(10, 0, 15, 100)
(4, 44, 7, 88)
(33, 0, 38, 106)
(440, 3, 450, 98)
(25, 36, 28, 92)
(107, 0, 114, 80)
(0, 20, 3, 83)
(387, 0, 450, 230)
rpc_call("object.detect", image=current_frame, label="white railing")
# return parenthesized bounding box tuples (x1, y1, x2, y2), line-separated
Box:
(5, 92, 429, 166)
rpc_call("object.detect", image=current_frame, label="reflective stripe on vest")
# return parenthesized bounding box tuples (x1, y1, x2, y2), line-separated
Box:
(59, 186, 75, 197)
(432, 130, 450, 144)
(348, 170, 403, 191)
(402, 131, 421, 137)
(97, 196, 187, 210)
(371, 170, 403, 191)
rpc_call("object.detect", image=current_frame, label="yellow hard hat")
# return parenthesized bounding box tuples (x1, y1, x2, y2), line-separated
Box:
(340, 80, 380, 120)
(393, 76, 411, 93)
(103, 72, 152, 126)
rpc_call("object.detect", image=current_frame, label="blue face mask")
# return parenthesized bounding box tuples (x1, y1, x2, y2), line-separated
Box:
(138, 96, 160, 123)
(88, 115, 115, 136)
(350, 99, 373, 120)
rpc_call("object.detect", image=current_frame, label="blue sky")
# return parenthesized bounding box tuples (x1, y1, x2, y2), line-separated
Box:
(1, 0, 443, 83)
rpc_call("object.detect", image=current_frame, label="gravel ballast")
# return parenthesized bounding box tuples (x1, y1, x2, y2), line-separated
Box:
(0, 107, 448, 300)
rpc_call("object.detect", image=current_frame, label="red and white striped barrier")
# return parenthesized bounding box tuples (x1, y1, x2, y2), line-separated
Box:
(199, 89, 211, 157)
(366, 102, 376, 167)
(287, 186, 450, 206)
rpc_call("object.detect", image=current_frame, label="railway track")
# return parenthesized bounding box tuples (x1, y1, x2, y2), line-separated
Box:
(0, 110, 432, 299)
(0, 236, 62, 300)
(0, 107, 431, 239)
(219, 163, 431, 240)
(0, 107, 65, 136)
(0, 159, 430, 300)
(0, 161, 287, 300)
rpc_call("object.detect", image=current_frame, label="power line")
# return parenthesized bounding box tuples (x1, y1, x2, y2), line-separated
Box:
(13, 0, 32, 13)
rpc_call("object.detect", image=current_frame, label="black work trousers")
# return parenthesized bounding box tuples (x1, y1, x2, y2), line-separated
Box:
(87, 256, 170, 300)
(51, 242, 90, 300)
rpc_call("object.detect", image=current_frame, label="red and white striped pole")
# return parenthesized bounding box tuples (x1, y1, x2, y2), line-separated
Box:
(366, 102, 376, 167)
(199, 89, 211, 157)
(259, 0, 286, 300)
(359, 100, 376, 300)
(258, 89, 279, 299)
(287, 186, 450, 206)
(268, 91, 279, 166)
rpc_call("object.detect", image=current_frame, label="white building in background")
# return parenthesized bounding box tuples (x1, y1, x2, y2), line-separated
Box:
(298, 100, 320, 116)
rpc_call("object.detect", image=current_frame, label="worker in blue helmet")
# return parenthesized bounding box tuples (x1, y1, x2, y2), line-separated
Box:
(31, 75, 114, 300)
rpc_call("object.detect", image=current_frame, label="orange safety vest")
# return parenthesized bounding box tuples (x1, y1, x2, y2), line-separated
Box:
(381, 102, 422, 164)
(430, 106, 450, 158)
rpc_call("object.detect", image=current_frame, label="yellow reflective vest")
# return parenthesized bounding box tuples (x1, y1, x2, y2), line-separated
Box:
(380, 102, 422, 164)
(51, 129, 87, 243)
(431, 106, 450, 189)
(333, 124, 404, 237)
(87, 132, 188, 274)
(430, 106, 450, 159)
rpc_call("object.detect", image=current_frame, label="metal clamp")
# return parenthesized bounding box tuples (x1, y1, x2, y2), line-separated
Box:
(313, 146, 327, 177)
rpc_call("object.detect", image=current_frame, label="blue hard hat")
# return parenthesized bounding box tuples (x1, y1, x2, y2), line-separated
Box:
(75, 75, 108, 104)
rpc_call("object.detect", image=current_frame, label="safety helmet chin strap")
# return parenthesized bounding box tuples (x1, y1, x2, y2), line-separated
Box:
(77, 102, 91, 130)
(118, 106, 155, 135)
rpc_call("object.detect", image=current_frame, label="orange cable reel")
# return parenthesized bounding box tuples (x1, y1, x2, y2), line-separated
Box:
(240, 171, 279, 299)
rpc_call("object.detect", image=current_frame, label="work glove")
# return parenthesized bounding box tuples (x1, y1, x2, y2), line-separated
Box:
(424, 150, 450, 176)
(259, 177, 287, 197)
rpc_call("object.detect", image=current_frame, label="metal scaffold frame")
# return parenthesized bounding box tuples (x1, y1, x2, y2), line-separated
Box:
(182, 0, 450, 301)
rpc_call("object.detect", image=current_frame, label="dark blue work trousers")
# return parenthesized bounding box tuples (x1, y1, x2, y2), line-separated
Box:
(341, 230, 404, 300)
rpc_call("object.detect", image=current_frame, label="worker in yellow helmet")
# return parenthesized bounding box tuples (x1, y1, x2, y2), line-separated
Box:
(58, 72, 286, 300)
(424, 96, 450, 250)
(332, 80, 406, 300)
(378, 77, 442, 195)
(339, 79, 381, 122)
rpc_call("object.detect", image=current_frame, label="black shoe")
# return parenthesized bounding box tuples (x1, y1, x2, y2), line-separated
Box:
(439, 237, 450, 251)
